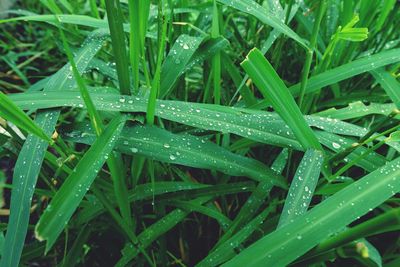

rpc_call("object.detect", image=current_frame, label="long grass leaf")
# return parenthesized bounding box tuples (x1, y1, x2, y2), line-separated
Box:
(241, 48, 322, 150)
(223, 156, 400, 266)
(371, 68, 400, 108)
(0, 112, 58, 267)
(66, 124, 287, 188)
(277, 149, 324, 228)
(217, 0, 309, 49)
(0, 92, 51, 142)
(34, 115, 126, 251)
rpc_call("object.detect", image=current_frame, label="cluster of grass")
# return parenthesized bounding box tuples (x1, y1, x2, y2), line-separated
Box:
(0, 0, 400, 266)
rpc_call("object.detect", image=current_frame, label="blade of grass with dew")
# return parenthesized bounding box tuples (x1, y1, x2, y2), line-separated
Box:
(57, 21, 132, 228)
(315, 131, 387, 172)
(217, 0, 309, 49)
(241, 48, 322, 150)
(1, 31, 106, 267)
(11, 91, 382, 150)
(104, 0, 130, 95)
(0, 111, 58, 267)
(184, 36, 229, 73)
(223, 156, 400, 266)
(289, 48, 400, 97)
(371, 68, 400, 108)
(34, 114, 126, 252)
(304, 208, 400, 262)
(277, 149, 324, 228)
(65, 124, 287, 188)
(160, 34, 204, 98)
(316, 101, 397, 120)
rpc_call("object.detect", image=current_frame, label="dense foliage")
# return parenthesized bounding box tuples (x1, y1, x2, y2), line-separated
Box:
(0, 0, 400, 266)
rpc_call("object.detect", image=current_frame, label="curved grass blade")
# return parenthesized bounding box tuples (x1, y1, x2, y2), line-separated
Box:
(34, 115, 126, 252)
(241, 48, 322, 150)
(197, 204, 275, 266)
(316, 101, 396, 120)
(104, 0, 130, 95)
(1, 31, 106, 267)
(217, 0, 309, 49)
(0, 92, 51, 142)
(10, 91, 380, 150)
(289, 48, 400, 97)
(0, 111, 58, 267)
(160, 34, 204, 98)
(67, 124, 287, 188)
(223, 156, 400, 266)
(371, 68, 400, 108)
(277, 149, 324, 228)
(116, 197, 211, 266)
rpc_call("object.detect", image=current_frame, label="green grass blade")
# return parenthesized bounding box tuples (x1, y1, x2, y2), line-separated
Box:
(289, 48, 400, 97)
(0, 92, 51, 143)
(316, 101, 396, 120)
(277, 149, 324, 228)
(116, 198, 210, 266)
(104, 0, 131, 95)
(241, 48, 322, 150)
(10, 91, 377, 151)
(198, 204, 275, 266)
(34, 115, 126, 252)
(213, 181, 273, 248)
(160, 34, 204, 98)
(66, 124, 287, 188)
(57, 21, 132, 228)
(146, 2, 168, 125)
(223, 156, 400, 266)
(0, 111, 58, 267)
(217, 0, 309, 49)
(371, 68, 400, 108)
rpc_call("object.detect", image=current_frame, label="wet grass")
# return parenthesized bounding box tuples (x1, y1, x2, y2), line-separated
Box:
(0, 0, 400, 266)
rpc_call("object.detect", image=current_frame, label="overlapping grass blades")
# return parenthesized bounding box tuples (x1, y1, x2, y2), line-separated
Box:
(66, 124, 287, 188)
(0, 31, 105, 267)
(217, 0, 308, 49)
(277, 149, 324, 228)
(241, 48, 322, 150)
(35, 115, 126, 251)
(224, 157, 400, 266)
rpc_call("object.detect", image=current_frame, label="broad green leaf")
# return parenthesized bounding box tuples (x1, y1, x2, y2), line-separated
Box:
(217, 0, 309, 49)
(277, 149, 324, 228)
(223, 156, 400, 266)
(241, 48, 322, 150)
(34, 115, 126, 252)
(371, 68, 400, 108)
